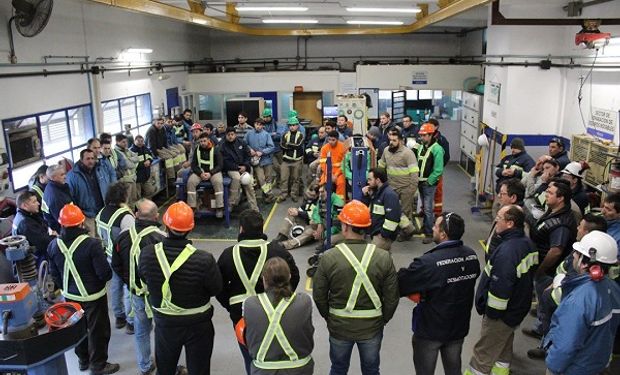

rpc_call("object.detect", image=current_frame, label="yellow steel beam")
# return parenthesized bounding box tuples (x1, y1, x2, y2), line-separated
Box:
(187, 0, 205, 14)
(90, 0, 491, 36)
(416, 4, 429, 21)
(438, 0, 456, 8)
(226, 2, 239, 24)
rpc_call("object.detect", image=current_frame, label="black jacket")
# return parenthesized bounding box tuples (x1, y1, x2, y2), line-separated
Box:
(47, 227, 112, 297)
(12, 209, 54, 259)
(475, 228, 537, 327)
(217, 232, 300, 324)
(129, 144, 154, 183)
(529, 204, 577, 274)
(398, 240, 480, 342)
(145, 125, 168, 153)
(362, 183, 401, 240)
(43, 180, 72, 233)
(139, 235, 223, 326)
(112, 219, 165, 292)
(191, 144, 223, 176)
(494, 150, 535, 192)
(553, 150, 571, 170)
(219, 138, 251, 173)
(435, 132, 451, 166)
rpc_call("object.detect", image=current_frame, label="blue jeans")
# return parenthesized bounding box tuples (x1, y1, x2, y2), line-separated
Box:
(130, 294, 153, 373)
(109, 264, 132, 324)
(329, 330, 383, 375)
(420, 183, 437, 236)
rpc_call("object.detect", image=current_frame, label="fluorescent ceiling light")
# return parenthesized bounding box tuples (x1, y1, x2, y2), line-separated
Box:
(126, 48, 153, 54)
(262, 19, 318, 24)
(346, 7, 421, 14)
(237, 7, 308, 12)
(347, 20, 404, 26)
(192, 18, 208, 25)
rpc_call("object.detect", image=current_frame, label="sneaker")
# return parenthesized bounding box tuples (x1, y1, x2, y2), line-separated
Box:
(527, 347, 546, 360)
(125, 323, 134, 335)
(522, 327, 543, 340)
(115, 317, 127, 329)
(90, 362, 120, 375)
(215, 209, 224, 219)
(138, 363, 156, 375)
(79, 359, 90, 371)
(422, 235, 433, 244)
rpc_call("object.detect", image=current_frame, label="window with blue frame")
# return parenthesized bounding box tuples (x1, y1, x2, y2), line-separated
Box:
(102, 93, 152, 135)
(2, 104, 95, 191)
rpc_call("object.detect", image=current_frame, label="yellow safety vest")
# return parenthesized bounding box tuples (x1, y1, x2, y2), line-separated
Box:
(196, 147, 214, 171)
(283, 132, 303, 161)
(370, 203, 398, 232)
(417, 142, 441, 181)
(96, 206, 132, 257)
(329, 244, 383, 318)
(127, 226, 160, 318)
(229, 239, 269, 305)
(57, 235, 107, 302)
(31, 184, 49, 214)
(253, 293, 312, 370)
(152, 243, 212, 316)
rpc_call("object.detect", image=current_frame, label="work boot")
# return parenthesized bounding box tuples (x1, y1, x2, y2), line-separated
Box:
(175, 366, 188, 375)
(527, 347, 546, 360)
(138, 363, 156, 375)
(397, 231, 414, 242)
(125, 323, 134, 335)
(521, 327, 543, 340)
(115, 317, 127, 329)
(90, 362, 120, 375)
(291, 195, 299, 203)
(277, 194, 288, 203)
(422, 235, 433, 244)
(79, 359, 90, 371)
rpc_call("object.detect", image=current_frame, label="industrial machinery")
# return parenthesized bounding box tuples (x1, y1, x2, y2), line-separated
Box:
(0, 235, 86, 374)
(575, 20, 612, 49)
(336, 95, 368, 135)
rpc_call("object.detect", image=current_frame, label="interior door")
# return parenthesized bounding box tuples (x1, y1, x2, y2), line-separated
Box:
(293, 91, 323, 126)
(391, 90, 406, 125)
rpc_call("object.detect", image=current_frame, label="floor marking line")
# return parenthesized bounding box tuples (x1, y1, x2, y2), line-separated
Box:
(263, 202, 279, 232)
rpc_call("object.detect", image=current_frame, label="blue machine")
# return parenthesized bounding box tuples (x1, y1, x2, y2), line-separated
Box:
(351, 146, 369, 201)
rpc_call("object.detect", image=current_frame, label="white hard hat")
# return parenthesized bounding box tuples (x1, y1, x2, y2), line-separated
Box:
(478, 134, 489, 148)
(290, 225, 305, 238)
(250, 156, 261, 166)
(240, 172, 253, 186)
(405, 137, 418, 150)
(572, 230, 618, 265)
(562, 161, 586, 179)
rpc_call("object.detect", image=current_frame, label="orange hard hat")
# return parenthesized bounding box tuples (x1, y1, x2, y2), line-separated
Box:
(418, 123, 436, 135)
(58, 203, 85, 227)
(338, 200, 372, 228)
(45, 302, 83, 330)
(191, 123, 202, 131)
(235, 317, 246, 347)
(163, 201, 195, 232)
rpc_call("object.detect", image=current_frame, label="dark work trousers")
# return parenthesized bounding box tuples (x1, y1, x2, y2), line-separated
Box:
(154, 318, 215, 375)
(72, 295, 112, 370)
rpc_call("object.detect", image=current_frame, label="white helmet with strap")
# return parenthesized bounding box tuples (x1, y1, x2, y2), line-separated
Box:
(240, 172, 253, 186)
(572, 230, 618, 265)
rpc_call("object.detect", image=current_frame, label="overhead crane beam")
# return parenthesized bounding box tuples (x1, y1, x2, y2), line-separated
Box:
(90, 0, 492, 36)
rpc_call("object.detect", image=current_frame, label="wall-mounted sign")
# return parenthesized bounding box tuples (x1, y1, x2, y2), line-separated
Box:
(587, 107, 617, 141)
(487, 82, 501, 105)
(412, 71, 428, 85)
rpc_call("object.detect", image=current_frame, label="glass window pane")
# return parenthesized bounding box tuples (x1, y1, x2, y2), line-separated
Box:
(102, 100, 121, 134)
(12, 162, 41, 191)
(45, 152, 71, 166)
(40, 110, 69, 157)
(406, 90, 418, 100)
(72, 148, 83, 162)
(278, 92, 293, 121)
(136, 94, 152, 126)
(434, 90, 444, 100)
(68, 106, 94, 147)
(419, 90, 433, 100)
(198, 94, 222, 120)
(2, 116, 37, 132)
(120, 97, 138, 129)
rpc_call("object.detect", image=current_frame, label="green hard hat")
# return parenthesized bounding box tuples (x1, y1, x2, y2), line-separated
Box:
(288, 110, 298, 118)
(288, 117, 300, 125)
(262, 108, 272, 117)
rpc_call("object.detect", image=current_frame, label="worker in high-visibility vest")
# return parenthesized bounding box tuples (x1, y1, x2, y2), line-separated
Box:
(95, 182, 136, 334)
(115, 133, 140, 204)
(47, 203, 119, 375)
(241, 257, 315, 374)
(217, 209, 300, 375)
(130, 135, 158, 198)
(111, 199, 165, 375)
(28, 164, 49, 215)
(416, 123, 445, 244)
(312, 200, 399, 375)
(139, 201, 222, 375)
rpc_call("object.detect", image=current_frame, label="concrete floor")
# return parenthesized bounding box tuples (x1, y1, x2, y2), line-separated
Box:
(65, 164, 548, 374)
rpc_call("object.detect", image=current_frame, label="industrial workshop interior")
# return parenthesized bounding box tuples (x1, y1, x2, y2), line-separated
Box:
(1, 0, 620, 374)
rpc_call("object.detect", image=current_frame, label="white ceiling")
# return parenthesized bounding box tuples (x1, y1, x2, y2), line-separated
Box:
(160, 1, 489, 28)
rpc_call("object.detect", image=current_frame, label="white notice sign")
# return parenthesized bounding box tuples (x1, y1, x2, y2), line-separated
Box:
(587, 107, 618, 141)
(412, 71, 428, 85)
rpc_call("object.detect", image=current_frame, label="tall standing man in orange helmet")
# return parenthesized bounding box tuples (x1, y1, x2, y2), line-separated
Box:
(417, 123, 445, 244)
(47, 203, 119, 375)
(313, 200, 400, 375)
(139, 201, 223, 375)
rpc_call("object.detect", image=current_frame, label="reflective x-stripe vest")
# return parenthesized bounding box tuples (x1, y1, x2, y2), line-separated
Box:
(57, 235, 107, 302)
(417, 142, 441, 182)
(196, 146, 214, 172)
(152, 243, 212, 316)
(229, 239, 269, 305)
(128, 226, 160, 296)
(282, 132, 303, 162)
(329, 244, 383, 318)
(109, 151, 118, 169)
(96, 206, 132, 257)
(31, 184, 49, 214)
(253, 293, 312, 370)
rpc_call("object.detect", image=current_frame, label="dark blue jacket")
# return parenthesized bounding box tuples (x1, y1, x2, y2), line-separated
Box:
(12, 209, 54, 260)
(362, 183, 401, 240)
(475, 228, 537, 327)
(164, 125, 181, 146)
(219, 138, 251, 172)
(130, 144, 154, 183)
(553, 150, 571, 170)
(398, 240, 480, 342)
(47, 227, 112, 297)
(494, 150, 535, 192)
(66, 161, 115, 218)
(43, 181, 73, 233)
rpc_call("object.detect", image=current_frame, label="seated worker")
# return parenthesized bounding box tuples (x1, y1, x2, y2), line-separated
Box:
(318, 130, 347, 199)
(129, 135, 157, 198)
(12, 191, 55, 265)
(305, 126, 326, 187)
(220, 127, 259, 212)
(176, 123, 205, 189)
(28, 164, 49, 215)
(336, 115, 353, 140)
(187, 133, 225, 218)
(275, 187, 319, 250)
